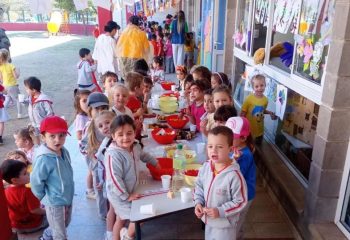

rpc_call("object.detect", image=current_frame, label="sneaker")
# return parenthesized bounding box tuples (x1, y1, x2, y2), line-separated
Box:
(86, 190, 96, 200)
(120, 227, 132, 240)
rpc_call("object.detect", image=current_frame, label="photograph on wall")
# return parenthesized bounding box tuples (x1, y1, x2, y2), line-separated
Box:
(275, 84, 288, 120)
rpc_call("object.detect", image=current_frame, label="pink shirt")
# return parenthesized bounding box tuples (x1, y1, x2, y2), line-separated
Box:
(190, 102, 206, 131)
(165, 40, 173, 57)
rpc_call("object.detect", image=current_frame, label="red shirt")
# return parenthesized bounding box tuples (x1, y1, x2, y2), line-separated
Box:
(93, 28, 100, 38)
(5, 185, 43, 229)
(150, 40, 159, 57)
(156, 40, 164, 56)
(126, 95, 142, 113)
(190, 102, 206, 131)
(0, 84, 4, 108)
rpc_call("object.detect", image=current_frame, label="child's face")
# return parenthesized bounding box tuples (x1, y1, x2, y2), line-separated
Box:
(232, 136, 246, 148)
(42, 132, 67, 155)
(214, 120, 226, 127)
(112, 124, 136, 151)
(113, 88, 129, 110)
(252, 78, 266, 97)
(13, 134, 27, 148)
(134, 82, 144, 98)
(104, 77, 117, 91)
(79, 94, 89, 114)
(96, 115, 113, 137)
(152, 61, 160, 69)
(91, 105, 109, 119)
(192, 72, 201, 81)
(12, 167, 30, 185)
(176, 71, 185, 81)
(211, 76, 220, 89)
(207, 134, 232, 164)
(143, 83, 152, 95)
(213, 92, 232, 109)
(190, 85, 204, 102)
(25, 86, 36, 96)
(204, 94, 215, 113)
(85, 53, 92, 61)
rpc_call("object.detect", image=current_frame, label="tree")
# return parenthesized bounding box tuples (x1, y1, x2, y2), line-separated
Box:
(54, 0, 76, 13)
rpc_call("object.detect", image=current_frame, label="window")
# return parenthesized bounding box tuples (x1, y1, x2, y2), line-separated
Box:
(234, 0, 252, 52)
(250, 0, 268, 56)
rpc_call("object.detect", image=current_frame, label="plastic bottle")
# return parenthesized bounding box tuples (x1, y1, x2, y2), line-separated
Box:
(172, 144, 186, 192)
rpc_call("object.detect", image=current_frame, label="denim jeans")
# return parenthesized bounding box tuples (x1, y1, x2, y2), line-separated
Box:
(165, 56, 174, 73)
(44, 205, 72, 240)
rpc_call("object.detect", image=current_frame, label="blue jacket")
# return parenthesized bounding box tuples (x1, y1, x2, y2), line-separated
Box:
(170, 20, 188, 44)
(30, 144, 74, 206)
(237, 147, 256, 201)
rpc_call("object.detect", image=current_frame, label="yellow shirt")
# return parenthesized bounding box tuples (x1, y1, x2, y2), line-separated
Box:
(116, 24, 150, 59)
(0, 63, 17, 87)
(241, 94, 268, 138)
(184, 41, 195, 52)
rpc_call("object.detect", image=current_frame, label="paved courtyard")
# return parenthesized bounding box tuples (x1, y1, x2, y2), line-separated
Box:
(4, 32, 301, 239)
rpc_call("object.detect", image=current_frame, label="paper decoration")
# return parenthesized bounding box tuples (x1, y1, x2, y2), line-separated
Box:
(92, 0, 111, 10)
(255, 0, 269, 26)
(73, 0, 89, 11)
(29, 0, 53, 15)
(276, 84, 288, 120)
(273, 0, 301, 34)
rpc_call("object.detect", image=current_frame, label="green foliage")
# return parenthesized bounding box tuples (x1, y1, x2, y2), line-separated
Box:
(54, 0, 76, 12)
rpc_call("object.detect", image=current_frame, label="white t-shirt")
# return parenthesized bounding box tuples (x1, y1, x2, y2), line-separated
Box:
(92, 34, 117, 74)
(112, 106, 134, 120)
(75, 114, 90, 132)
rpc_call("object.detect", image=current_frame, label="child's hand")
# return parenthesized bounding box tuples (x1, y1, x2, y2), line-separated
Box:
(127, 193, 142, 201)
(203, 207, 219, 219)
(135, 108, 144, 118)
(95, 182, 103, 191)
(195, 204, 204, 219)
(270, 112, 277, 120)
(200, 119, 208, 132)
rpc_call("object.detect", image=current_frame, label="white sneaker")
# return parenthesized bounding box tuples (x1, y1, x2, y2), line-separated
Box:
(86, 190, 96, 200)
(120, 227, 133, 240)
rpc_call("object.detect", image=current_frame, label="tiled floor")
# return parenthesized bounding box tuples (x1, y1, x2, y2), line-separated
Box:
(18, 127, 301, 240)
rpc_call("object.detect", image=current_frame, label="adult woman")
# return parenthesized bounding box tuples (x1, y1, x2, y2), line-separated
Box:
(92, 21, 120, 75)
(116, 15, 151, 80)
(170, 11, 188, 68)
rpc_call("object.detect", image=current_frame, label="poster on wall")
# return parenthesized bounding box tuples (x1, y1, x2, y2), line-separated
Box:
(276, 84, 288, 120)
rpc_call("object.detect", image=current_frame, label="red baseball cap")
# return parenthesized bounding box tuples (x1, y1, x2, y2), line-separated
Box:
(40, 116, 70, 135)
(225, 117, 250, 139)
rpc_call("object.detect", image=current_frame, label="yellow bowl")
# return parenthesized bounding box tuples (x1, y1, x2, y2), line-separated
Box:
(159, 102, 178, 114)
(166, 150, 197, 163)
(184, 164, 202, 187)
(159, 96, 177, 103)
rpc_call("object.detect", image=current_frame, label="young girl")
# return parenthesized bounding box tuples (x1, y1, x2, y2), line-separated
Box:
(80, 92, 110, 200)
(105, 115, 159, 240)
(0, 49, 21, 118)
(0, 83, 9, 145)
(101, 71, 118, 106)
(225, 117, 256, 239)
(211, 72, 232, 91)
(150, 56, 164, 83)
(175, 65, 187, 91)
(213, 105, 237, 126)
(95, 111, 117, 240)
(74, 89, 91, 141)
(213, 86, 234, 110)
(200, 89, 216, 137)
(6, 150, 32, 188)
(241, 74, 276, 144)
(164, 33, 174, 74)
(194, 126, 248, 239)
(111, 84, 134, 119)
(184, 32, 196, 70)
(191, 65, 211, 82)
(13, 127, 35, 163)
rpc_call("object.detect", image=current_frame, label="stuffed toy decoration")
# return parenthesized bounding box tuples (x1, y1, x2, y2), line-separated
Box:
(253, 42, 293, 67)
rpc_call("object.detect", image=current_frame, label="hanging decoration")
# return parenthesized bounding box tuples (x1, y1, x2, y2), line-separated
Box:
(273, 0, 301, 34)
(255, 0, 269, 26)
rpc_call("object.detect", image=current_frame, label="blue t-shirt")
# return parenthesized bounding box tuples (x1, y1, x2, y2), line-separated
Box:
(237, 146, 256, 201)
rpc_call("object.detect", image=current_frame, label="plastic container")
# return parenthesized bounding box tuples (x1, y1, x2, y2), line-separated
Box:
(166, 115, 189, 129)
(160, 82, 176, 90)
(151, 128, 177, 145)
(146, 158, 174, 180)
(172, 144, 186, 192)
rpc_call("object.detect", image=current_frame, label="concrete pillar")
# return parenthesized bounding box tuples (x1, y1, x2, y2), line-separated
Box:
(305, 1, 350, 223)
(224, 0, 237, 75)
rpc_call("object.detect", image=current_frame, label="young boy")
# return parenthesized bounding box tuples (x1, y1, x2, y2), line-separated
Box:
(101, 71, 118, 106)
(241, 74, 276, 144)
(194, 126, 248, 239)
(24, 77, 54, 145)
(125, 72, 144, 119)
(214, 105, 237, 127)
(30, 116, 74, 240)
(1, 159, 50, 235)
(142, 76, 153, 112)
(77, 48, 99, 92)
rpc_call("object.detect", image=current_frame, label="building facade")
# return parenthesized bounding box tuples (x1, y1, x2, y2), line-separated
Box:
(182, 0, 350, 238)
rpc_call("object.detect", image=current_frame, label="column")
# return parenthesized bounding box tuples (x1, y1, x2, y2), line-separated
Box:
(305, 1, 350, 223)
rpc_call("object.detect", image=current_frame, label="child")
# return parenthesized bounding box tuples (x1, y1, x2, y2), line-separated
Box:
(241, 74, 276, 144)
(86, 111, 116, 220)
(164, 33, 174, 74)
(214, 105, 237, 126)
(192, 65, 212, 82)
(175, 65, 187, 91)
(155, 34, 164, 57)
(95, 111, 117, 240)
(184, 32, 196, 70)
(0, 83, 9, 145)
(81, 92, 110, 199)
(77, 48, 99, 92)
(186, 80, 210, 131)
(194, 126, 248, 239)
(105, 115, 159, 240)
(211, 72, 232, 91)
(182, 74, 194, 108)
(225, 117, 256, 239)
(111, 84, 134, 119)
(24, 77, 54, 145)
(0, 49, 21, 118)
(101, 71, 118, 106)
(30, 116, 74, 240)
(142, 76, 153, 111)
(150, 56, 164, 83)
(6, 150, 33, 188)
(1, 159, 50, 235)
(133, 59, 149, 77)
(13, 127, 36, 163)
(74, 89, 91, 141)
(200, 89, 216, 137)
(213, 85, 234, 110)
(125, 72, 144, 119)
(149, 34, 159, 57)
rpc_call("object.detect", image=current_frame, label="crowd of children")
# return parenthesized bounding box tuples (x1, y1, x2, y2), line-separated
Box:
(0, 15, 278, 240)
